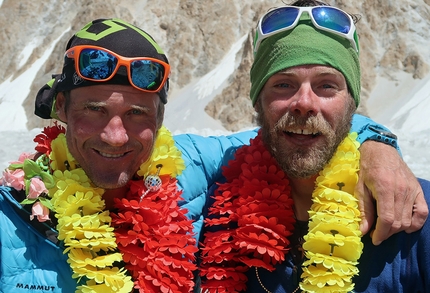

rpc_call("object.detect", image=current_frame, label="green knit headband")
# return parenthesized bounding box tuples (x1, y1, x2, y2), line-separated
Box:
(250, 16, 361, 106)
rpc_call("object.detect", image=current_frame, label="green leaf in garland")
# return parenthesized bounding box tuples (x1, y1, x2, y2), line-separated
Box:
(40, 172, 54, 189)
(7, 163, 24, 171)
(25, 178, 31, 195)
(39, 197, 54, 210)
(23, 159, 44, 179)
(22, 159, 55, 189)
(20, 198, 37, 205)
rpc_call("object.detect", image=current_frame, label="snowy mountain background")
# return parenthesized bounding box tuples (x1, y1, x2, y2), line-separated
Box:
(0, 0, 429, 179)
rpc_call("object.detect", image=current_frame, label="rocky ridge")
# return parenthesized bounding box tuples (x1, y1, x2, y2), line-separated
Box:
(0, 0, 429, 131)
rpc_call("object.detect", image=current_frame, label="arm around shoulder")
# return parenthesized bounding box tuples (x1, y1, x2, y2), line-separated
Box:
(352, 115, 428, 245)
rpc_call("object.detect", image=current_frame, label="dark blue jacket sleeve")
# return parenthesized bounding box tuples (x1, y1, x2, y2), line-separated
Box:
(354, 178, 430, 292)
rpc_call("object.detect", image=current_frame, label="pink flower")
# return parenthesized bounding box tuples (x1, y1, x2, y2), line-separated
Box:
(30, 202, 50, 222)
(1, 169, 25, 190)
(28, 177, 48, 199)
(9, 152, 34, 165)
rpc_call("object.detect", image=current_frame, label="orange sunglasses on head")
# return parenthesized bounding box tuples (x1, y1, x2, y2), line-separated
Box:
(65, 45, 170, 93)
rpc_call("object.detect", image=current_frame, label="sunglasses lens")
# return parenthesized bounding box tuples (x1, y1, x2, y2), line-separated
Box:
(261, 7, 299, 34)
(130, 60, 165, 91)
(78, 48, 118, 80)
(311, 7, 351, 34)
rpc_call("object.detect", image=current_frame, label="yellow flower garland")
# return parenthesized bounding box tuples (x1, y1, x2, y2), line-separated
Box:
(301, 132, 363, 292)
(47, 126, 186, 292)
(46, 132, 133, 292)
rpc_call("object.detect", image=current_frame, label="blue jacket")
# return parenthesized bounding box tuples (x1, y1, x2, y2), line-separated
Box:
(0, 114, 399, 292)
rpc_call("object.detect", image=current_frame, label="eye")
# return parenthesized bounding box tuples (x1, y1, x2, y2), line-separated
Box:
(129, 106, 151, 117)
(86, 105, 102, 112)
(322, 83, 334, 89)
(275, 82, 291, 88)
(130, 108, 144, 115)
(271, 78, 293, 88)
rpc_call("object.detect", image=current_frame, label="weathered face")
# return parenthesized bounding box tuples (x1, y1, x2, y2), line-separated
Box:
(256, 65, 355, 178)
(56, 84, 162, 189)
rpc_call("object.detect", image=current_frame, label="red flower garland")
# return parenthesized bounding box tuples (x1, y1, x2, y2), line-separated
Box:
(200, 132, 295, 292)
(111, 175, 198, 293)
(34, 122, 66, 155)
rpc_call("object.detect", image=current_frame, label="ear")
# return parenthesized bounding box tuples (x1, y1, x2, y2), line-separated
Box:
(254, 99, 261, 114)
(55, 92, 68, 123)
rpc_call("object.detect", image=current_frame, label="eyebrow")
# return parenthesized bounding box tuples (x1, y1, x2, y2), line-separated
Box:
(83, 101, 106, 108)
(130, 104, 151, 114)
(83, 101, 151, 113)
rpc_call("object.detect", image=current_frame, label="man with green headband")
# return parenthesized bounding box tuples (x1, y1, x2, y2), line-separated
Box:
(199, 1, 430, 292)
(0, 13, 427, 293)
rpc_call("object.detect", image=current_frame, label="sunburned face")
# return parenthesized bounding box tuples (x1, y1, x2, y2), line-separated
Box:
(56, 84, 162, 189)
(256, 65, 356, 178)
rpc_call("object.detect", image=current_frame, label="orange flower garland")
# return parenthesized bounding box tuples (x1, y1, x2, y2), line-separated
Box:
(111, 125, 198, 292)
(199, 131, 362, 293)
(111, 175, 198, 292)
(200, 132, 295, 292)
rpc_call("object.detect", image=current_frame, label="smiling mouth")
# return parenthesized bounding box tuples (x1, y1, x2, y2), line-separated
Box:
(97, 151, 128, 158)
(284, 129, 321, 137)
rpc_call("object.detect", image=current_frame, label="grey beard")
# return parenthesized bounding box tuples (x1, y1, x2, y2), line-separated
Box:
(258, 111, 352, 179)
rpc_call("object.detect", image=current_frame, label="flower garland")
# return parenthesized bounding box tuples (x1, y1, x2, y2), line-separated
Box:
(1, 123, 197, 293)
(199, 131, 363, 293)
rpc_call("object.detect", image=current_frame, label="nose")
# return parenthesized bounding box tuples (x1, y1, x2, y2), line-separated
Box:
(100, 116, 129, 146)
(290, 84, 319, 117)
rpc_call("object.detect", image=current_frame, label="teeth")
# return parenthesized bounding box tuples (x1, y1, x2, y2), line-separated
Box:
(301, 129, 314, 135)
(289, 129, 317, 135)
(99, 152, 124, 158)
